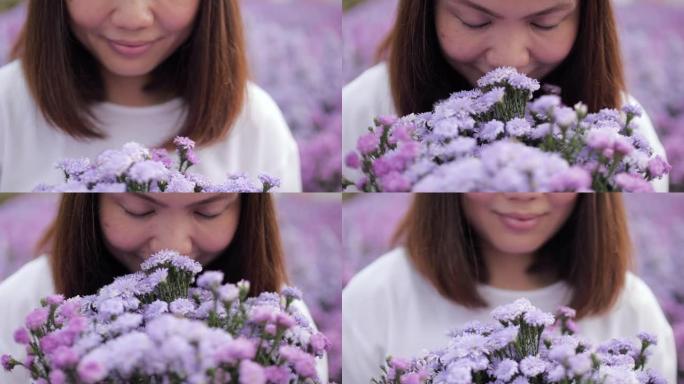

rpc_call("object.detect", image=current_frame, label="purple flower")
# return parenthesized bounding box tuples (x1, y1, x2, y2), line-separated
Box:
(523, 308, 555, 327)
(169, 298, 195, 316)
(55, 158, 91, 179)
(13, 328, 30, 345)
(614, 173, 654, 192)
(636, 332, 657, 346)
(379, 171, 411, 192)
(128, 160, 169, 184)
(25, 307, 49, 331)
(77, 358, 108, 384)
(217, 284, 240, 303)
(49, 369, 67, 384)
(282, 287, 303, 302)
(492, 359, 518, 381)
(141, 250, 202, 274)
(50, 346, 79, 369)
(345, 152, 361, 169)
(258, 173, 281, 191)
(520, 356, 546, 377)
(622, 104, 643, 118)
(150, 148, 173, 168)
(279, 345, 317, 378)
(197, 271, 225, 289)
(506, 118, 532, 137)
(215, 338, 257, 364)
(173, 136, 196, 151)
(1, 354, 15, 371)
(357, 132, 380, 155)
(95, 150, 133, 177)
(239, 360, 266, 384)
(647, 155, 671, 178)
(478, 120, 505, 142)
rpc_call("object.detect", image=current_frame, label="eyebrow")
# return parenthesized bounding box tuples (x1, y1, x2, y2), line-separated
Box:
(131, 194, 233, 208)
(456, 0, 575, 19)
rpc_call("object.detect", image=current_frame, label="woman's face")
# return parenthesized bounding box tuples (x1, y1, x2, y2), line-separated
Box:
(66, 0, 200, 79)
(462, 193, 577, 257)
(435, 0, 580, 85)
(99, 193, 240, 271)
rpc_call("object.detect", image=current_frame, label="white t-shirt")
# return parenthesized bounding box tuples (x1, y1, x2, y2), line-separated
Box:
(0, 60, 302, 192)
(0, 256, 328, 383)
(342, 63, 670, 192)
(342, 248, 677, 384)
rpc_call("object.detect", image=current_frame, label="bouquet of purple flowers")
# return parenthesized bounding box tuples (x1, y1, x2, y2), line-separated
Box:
(34, 137, 280, 193)
(1, 250, 328, 383)
(372, 298, 663, 384)
(345, 67, 671, 192)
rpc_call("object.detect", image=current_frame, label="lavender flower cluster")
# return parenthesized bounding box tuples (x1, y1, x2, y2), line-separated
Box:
(345, 67, 671, 192)
(33, 137, 280, 193)
(372, 298, 664, 384)
(1, 250, 329, 384)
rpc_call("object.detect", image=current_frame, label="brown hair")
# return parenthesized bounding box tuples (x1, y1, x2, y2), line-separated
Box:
(380, 0, 625, 116)
(41, 194, 287, 298)
(12, 0, 248, 147)
(394, 193, 631, 319)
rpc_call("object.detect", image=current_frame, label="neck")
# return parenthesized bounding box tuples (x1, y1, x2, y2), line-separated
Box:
(102, 68, 171, 107)
(481, 244, 557, 291)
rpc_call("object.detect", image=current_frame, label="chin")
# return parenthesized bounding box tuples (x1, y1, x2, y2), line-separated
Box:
(102, 61, 160, 78)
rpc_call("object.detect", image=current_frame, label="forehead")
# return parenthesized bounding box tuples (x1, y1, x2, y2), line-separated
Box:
(112, 193, 237, 208)
(448, 0, 577, 18)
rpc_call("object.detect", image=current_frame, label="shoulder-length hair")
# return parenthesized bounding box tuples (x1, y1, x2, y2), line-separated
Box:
(380, 0, 624, 116)
(394, 193, 631, 319)
(12, 0, 248, 147)
(41, 194, 287, 298)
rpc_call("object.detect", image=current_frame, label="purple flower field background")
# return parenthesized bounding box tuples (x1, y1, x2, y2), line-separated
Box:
(0, 0, 342, 192)
(342, 193, 684, 383)
(0, 193, 343, 382)
(343, 0, 684, 190)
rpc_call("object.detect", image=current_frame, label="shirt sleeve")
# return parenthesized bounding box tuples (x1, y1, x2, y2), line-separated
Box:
(290, 299, 329, 382)
(246, 84, 303, 192)
(624, 94, 669, 192)
(626, 275, 678, 383)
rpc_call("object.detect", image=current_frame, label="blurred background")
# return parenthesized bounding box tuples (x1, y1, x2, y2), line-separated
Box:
(0, 193, 343, 382)
(342, 193, 684, 383)
(0, 0, 342, 192)
(342, 0, 684, 191)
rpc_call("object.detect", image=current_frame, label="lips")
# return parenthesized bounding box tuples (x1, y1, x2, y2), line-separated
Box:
(107, 38, 158, 58)
(495, 211, 546, 231)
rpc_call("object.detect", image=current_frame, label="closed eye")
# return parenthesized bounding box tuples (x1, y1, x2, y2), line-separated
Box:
(195, 211, 221, 219)
(462, 20, 491, 29)
(531, 22, 559, 31)
(125, 209, 155, 218)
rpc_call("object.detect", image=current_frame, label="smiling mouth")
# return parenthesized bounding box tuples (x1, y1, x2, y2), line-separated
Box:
(106, 38, 159, 58)
(495, 212, 547, 231)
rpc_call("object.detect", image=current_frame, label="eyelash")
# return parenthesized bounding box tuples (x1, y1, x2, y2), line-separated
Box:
(460, 20, 559, 31)
(124, 210, 221, 219)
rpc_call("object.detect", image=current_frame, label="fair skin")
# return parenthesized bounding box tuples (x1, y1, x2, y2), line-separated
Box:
(462, 193, 577, 291)
(435, 0, 580, 85)
(66, 0, 200, 107)
(99, 193, 240, 272)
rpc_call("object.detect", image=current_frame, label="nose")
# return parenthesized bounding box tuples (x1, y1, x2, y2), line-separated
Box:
(148, 218, 194, 257)
(111, 0, 155, 31)
(485, 33, 530, 72)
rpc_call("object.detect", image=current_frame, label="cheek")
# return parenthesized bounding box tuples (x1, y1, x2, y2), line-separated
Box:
(196, 209, 240, 255)
(157, 2, 200, 32)
(435, 11, 484, 64)
(100, 213, 147, 253)
(66, 0, 107, 30)
(530, 26, 578, 65)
